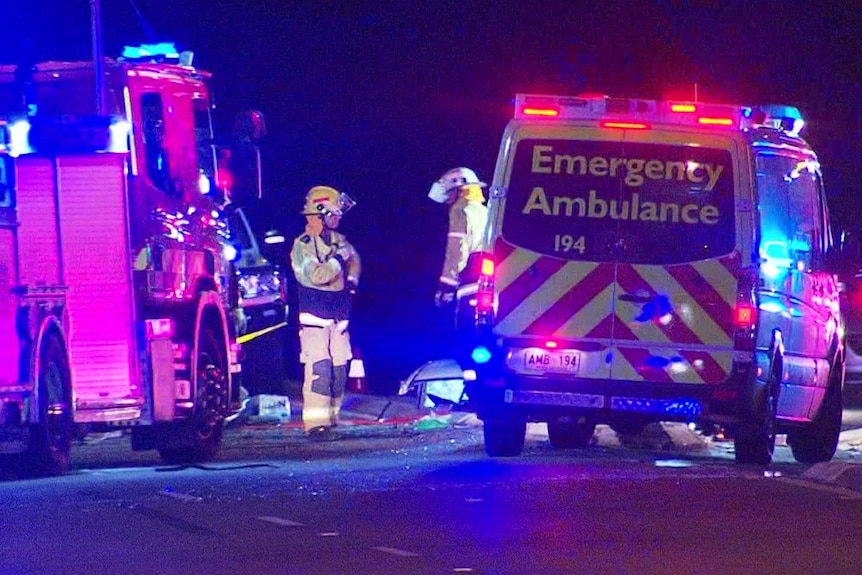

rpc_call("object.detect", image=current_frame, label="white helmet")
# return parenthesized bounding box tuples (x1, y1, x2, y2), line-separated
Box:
(428, 167, 486, 204)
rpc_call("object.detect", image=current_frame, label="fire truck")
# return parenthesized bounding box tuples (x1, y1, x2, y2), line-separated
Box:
(0, 44, 285, 475)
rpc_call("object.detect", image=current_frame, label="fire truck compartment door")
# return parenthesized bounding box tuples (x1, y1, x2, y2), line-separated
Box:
(50, 155, 141, 411)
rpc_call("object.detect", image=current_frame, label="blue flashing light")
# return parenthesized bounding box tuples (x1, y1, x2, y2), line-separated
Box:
(760, 104, 803, 121)
(471, 346, 492, 364)
(122, 42, 180, 61)
(611, 396, 702, 417)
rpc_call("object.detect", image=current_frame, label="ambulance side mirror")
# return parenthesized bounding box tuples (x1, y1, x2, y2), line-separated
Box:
(822, 230, 860, 276)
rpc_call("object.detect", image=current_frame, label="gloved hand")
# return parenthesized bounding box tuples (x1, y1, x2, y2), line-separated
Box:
(434, 282, 457, 308)
(330, 244, 353, 268)
(347, 276, 359, 295)
(335, 243, 353, 261)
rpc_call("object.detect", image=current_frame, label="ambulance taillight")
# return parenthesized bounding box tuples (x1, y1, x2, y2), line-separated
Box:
(733, 270, 758, 351)
(476, 254, 496, 325)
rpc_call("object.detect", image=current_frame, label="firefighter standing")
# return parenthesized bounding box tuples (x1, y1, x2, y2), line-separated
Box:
(428, 167, 489, 307)
(290, 186, 360, 438)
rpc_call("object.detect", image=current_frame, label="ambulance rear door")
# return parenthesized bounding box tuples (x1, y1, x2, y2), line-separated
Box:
(494, 125, 624, 383)
(607, 129, 741, 390)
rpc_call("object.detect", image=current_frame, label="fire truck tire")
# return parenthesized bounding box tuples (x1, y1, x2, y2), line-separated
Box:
(787, 359, 843, 464)
(734, 353, 781, 466)
(548, 416, 596, 449)
(483, 414, 526, 457)
(159, 326, 226, 464)
(26, 334, 73, 477)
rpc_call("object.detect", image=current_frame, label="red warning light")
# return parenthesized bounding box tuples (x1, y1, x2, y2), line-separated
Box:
(698, 117, 734, 126)
(600, 121, 650, 130)
(521, 106, 560, 117)
(671, 103, 697, 113)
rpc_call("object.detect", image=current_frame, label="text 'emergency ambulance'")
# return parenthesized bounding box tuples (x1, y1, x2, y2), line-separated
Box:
(530, 145, 726, 191)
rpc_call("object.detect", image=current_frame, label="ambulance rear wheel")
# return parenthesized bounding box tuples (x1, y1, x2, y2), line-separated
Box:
(788, 359, 843, 464)
(483, 414, 526, 457)
(26, 334, 73, 477)
(159, 326, 226, 464)
(734, 359, 780, 465)
(548, 416, 596, 449)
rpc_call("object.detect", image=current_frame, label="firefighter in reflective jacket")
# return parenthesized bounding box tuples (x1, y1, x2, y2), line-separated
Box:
(428, 167, 489, 307)
(290, 186, 360, 437)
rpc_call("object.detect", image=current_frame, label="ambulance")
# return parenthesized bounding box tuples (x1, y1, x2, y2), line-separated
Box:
(467, 93, 845, 465)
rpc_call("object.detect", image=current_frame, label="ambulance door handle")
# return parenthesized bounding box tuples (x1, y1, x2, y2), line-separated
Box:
(618, 293, 652, 303)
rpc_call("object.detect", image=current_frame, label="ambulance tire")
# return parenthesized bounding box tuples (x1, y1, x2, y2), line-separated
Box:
(787, 360, 843, 464)
(734, 357, 780, 466)
(609, 417, 649, 436)
(548, 416, 596, 449)
(159, 326, 226, 464)
(26, 334, 73, 477)
(483, 415, 527, 457)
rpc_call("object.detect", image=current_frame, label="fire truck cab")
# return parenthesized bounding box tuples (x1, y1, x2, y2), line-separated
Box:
(467, 94, 847, 465)
(0, 45, 280, 475)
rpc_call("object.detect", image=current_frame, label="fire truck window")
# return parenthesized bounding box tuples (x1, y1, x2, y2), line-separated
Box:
(193, 98, 215, 179)
(0, 157, 11, 207)
(141, 92, 172, 195)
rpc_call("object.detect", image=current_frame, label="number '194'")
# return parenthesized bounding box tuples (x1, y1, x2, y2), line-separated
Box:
(554, 234, 586, 253)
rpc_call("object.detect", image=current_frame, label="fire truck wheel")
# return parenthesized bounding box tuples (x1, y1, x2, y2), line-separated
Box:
(734, 355, 780, 466)
(159, 326, 226, 464)
(27, 334, 73, 477)
(548, 416, 596, 449)
(788, 358, 843, 464)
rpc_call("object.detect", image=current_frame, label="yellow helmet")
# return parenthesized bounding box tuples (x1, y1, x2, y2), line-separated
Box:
(302, 185, 345, 215)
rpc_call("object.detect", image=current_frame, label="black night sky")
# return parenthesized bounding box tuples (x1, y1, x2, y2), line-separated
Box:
(7, 1, 862, 389)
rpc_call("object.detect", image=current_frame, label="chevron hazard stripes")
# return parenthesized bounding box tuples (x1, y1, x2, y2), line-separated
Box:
(494, 239, 739, 385)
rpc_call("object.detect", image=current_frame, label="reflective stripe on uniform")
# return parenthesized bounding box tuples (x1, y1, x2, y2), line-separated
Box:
(299, 312, 335, 327)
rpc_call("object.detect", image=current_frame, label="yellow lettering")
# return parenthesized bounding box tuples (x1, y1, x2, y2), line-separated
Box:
(639, 202, 658, 221)
(645, 160, 664, 180)
(704, 164, 724, 192)
(681, 204, 700, 224)
(588, 156, 608, 177)
(666, 161, 686, 181)
(553, 195, 586, 217)
(625, 159, 645, 187)
(523, 187, 552, 214)
(531, 145, 553, 174)
(555, 155, 588, 175)
(609, 157, 627, 177)
(660, 203, 680, 222)
(686, 162, 705, 184)
(700, 205, 719, 224)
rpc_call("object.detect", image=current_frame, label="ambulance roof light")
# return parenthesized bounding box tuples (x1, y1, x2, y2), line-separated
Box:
(513, 93, 806, 136)
(745, 104, 805, 136)
(513, 93, 744, 129)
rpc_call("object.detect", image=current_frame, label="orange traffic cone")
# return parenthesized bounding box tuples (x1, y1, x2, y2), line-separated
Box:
(347, 346, 367, 393)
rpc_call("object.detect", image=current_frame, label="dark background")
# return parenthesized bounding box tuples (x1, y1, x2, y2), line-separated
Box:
(6, 0, 862, 392)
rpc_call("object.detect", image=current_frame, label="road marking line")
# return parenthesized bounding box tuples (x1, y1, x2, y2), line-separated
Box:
(319, 532, 340, 537)
(159, 490, 202, 503)
(372, 546, 420, 557)
(257, 516, 304, 527)
(776, 478, 862, 500)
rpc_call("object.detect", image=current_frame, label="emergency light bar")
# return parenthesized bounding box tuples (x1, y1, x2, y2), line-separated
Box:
(514, 93, 805, 136)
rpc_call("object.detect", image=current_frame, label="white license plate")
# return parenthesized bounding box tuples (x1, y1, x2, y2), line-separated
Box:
(523, 348, 580, 373)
